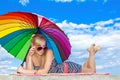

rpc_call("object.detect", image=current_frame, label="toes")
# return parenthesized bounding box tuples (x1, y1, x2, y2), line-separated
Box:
(95, 46, 102, 51)
(91, 43, 95, 47)
(88, 44, 101, 53)
(87, 43, 95, 51)
(92, 43, 95, 47)
(90, 43, 95, 48)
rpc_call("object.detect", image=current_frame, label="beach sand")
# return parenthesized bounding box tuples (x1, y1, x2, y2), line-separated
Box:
(0, 74, 120, 80)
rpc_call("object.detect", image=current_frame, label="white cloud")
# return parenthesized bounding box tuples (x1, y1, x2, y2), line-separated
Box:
(51, 0, 73, 3)
(67, 31, 120, 51)
(0, 61, 11, 65)
(57, 18, 120, 35)
(57, 20, 92, 29)
(0, 46, 21, 74)
(77, 0, 86, 2)
(0, 59, 18, 74)
(114, 23, 120, 27)
(0, 46, 14, 60)
(51, 0, 109, 3)
(56, 18, 120, 49)
(97, 59, 120, 70)
(115, 18, 120, 21)
(19, 0, 29, 6)
(49, 18, 57, 22)
(56, 18, 120, 74)
(95, 19, 114, 26)
(0, 66, 17, 74)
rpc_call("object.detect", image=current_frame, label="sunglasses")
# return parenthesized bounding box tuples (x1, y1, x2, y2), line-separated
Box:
(36, 46, 47, 51)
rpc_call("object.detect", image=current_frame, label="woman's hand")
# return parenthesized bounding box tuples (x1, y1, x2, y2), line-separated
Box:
(28, 46, 36, 56)
(17, 66, 25, 73)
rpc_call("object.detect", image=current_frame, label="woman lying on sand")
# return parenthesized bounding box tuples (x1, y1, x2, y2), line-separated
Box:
(17, 34, 101, 75)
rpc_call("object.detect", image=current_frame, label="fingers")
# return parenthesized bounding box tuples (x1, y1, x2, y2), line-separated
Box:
(28, 46, 36, 56)
(30, 46, 36, 51)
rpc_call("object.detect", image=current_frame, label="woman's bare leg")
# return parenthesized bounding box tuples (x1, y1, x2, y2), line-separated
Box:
(81, 44, 101, 73)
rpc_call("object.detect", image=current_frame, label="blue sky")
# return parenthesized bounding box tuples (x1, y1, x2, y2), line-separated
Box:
(0, 0, 120, 24)
(0, 0, 120, 74)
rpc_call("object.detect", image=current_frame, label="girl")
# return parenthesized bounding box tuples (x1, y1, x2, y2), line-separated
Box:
(17, 34, 101, 74)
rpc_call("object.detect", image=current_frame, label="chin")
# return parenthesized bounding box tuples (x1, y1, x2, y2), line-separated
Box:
(38, 52, 44, 56)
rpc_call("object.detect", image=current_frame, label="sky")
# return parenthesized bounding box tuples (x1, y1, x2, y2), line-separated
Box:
(0, 0, 120, 74)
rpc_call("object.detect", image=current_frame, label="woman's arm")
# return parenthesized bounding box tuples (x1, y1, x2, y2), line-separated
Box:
(26, 46, 35, 70)
(17, 66, 37, 74)
(17, 49, 54, 75)
(17, 66, 48, 74)
(26, 55, 33, 70)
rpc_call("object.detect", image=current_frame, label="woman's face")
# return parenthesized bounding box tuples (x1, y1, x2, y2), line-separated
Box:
(34, 39, 46, 56)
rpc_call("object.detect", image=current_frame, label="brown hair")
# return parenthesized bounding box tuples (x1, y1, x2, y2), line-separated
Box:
(31, 34, 46, 45)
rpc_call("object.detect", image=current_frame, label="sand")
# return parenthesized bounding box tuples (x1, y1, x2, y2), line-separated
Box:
(0, 74, 120, 80)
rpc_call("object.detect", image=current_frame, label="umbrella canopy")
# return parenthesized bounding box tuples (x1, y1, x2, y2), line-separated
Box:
(0, 12, 71, 63)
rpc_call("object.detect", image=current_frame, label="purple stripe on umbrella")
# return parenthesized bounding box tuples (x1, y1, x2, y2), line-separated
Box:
(42, 28, 71, 58)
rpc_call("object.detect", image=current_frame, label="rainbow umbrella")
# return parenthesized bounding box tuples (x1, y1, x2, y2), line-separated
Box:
(0, 12, 71, 64)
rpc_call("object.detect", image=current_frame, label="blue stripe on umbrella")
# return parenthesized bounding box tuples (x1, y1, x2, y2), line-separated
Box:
(38, 30, 62, 63)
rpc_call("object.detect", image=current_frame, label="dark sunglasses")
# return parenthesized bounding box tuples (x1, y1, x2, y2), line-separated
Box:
(36, 46, 47, 51)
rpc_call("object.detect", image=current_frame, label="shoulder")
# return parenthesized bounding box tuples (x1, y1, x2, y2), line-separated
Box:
(46, 49, 53, 54)
(45, 49, 54, 57)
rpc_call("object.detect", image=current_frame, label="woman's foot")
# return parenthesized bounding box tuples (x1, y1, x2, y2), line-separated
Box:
(87, 43, 101, 55)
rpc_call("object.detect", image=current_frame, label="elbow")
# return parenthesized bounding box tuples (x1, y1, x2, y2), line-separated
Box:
(42, 68, 49, 74)
(44, 70, 49, 74)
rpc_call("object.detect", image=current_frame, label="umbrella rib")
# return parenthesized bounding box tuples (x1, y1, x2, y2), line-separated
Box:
(9, 30, 35, 57)
(31, 14, 38, 26)
(49, 35, 68, 59)
(4, 29, 35, 52)
(16, 37, 31, 61)
(19, 12, 38, 27)
(44, 29, 70, 52)
(43, 29, 71, 60)
(40, 18, 48, 27)
(41, 24, 66, 36)
(4, 13, 36, 26)
(0, 14, 36, 28)
(19, 14, 36, 28)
